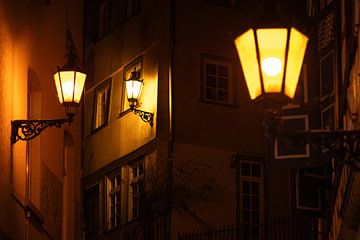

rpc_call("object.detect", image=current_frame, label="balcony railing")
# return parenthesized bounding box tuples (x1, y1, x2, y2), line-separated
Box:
(177, 216, 320, 240)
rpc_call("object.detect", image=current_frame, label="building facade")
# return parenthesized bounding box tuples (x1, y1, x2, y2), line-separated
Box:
(82, 0, 360, 240)
(0, 0, 84, 239)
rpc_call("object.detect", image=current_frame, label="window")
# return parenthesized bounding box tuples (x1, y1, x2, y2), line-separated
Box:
(129, 161, 144, 220)
(202, 57, 233, 104)
(125, 0, 141, 20)
(107, 172, 122, 229)
(274, 115, 310, 159)
(206, 0, 238, 7)
(98, 0, 112, 39)
(93, 79, 111, 130)
(84, 185, 100, 239)
(104, 158, 145, 229)
(240, 161, 263, 240)
(122, 58, 143, 112)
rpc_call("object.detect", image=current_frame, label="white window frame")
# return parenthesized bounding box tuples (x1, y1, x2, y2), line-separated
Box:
(128, 161, 144, 220)
(239, 161, 264, 240)
(274, 115, 310, 159)
(295, 169, 322, 211)
(106, 171, 122, 229)
(93, 79, 111, 130)
(203, 57, 234, 105)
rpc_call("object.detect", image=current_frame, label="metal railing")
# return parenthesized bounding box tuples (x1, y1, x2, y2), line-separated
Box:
(177, 216, 319, 240)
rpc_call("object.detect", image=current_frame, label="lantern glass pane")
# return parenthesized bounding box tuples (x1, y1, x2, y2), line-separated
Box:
(74, 72, 86, 103)
(53, 72, 64, 104)
(126, 80, 143, 100)
(234, 29, 262, 100)
(284, 28, 309, 98)
(256, 28, 288, 93)
(56, 71, 76, 103)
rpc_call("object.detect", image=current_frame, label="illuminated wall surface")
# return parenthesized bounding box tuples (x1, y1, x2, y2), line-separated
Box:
(0, 0, 83, 239)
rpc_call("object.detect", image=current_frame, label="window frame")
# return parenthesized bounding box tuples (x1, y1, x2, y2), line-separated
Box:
(98, 0, 112, 40)
(239, 161, 264, 240)
(92, 78, 112, 132)
(106, 170, 123, 230)
(201, 55, 234, 105)
(128, 160, 144, 220)
(124, 0, 142, 21)
(274, 115, 310, 159)
(205, 0, 239, 8)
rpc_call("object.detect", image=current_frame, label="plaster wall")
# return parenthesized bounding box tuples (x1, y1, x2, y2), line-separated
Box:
(0, 0, 84, 239)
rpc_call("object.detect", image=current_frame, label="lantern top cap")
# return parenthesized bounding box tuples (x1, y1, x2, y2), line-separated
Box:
(129, 68, 142, 81)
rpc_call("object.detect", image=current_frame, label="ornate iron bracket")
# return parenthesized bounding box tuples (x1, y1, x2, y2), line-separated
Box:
(132, 109, 154, 127)
(11, 118, 72, 144)
(270, 129, 360, 172)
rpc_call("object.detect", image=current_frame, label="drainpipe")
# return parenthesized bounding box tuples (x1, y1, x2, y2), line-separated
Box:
(166, 0, 176, 239)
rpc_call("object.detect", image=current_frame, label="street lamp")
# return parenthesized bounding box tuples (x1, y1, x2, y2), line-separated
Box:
(233, 14, 360, 171)
(124, 68, 154, 126)
(11, 31, 86, 144)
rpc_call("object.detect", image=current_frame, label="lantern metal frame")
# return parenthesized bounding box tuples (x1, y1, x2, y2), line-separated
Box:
(124, 69, 154, 127)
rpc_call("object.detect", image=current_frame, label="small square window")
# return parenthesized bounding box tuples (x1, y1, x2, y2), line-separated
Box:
(93, 79, 111, 130)
(202, 57, 233, 105)
(206, 0, 238, 7)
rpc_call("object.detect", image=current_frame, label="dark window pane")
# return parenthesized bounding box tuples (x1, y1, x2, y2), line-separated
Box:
(252, 182, 259, 195)
(243, 224, 250, 238)
(218, 90, 228, 102)
(218, 65, 229, 77)
(206, 76, 217, 87)
(133, 167, 137, 178)
(243, 195, 250, 208)
(116, 175, 121, 186)
(139, 164, 144, 175)
(243, 209, 250, 223)
(206, 63, 217, 75)
(206, 88, 217, 100)
(252, 211, 260, 224)
(252, 225, 260, 238)
(252, 164, 261, 177)
(243, 181, 250, 194)
(241, 163, 250, 176)
(116, 214, 121, 225)
(218, 77, 228, 89)
(252, 196, 259, 209)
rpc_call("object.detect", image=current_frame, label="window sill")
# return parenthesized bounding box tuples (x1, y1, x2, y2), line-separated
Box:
(199, 99, 238, 108)
(91, 123, 108, 135)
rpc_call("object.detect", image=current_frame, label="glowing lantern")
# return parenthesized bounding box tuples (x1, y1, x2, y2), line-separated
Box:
(54, 31, 86, 118)
(234, 27, 308, 101)
(125, 68, 143, 109)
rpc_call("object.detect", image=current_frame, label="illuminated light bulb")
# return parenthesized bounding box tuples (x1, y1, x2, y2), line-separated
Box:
(261, 57, 282, 77)
(62, 81, 74, 98)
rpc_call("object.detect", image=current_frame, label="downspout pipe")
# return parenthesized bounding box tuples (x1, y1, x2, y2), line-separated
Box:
(166, 0, 176, 239)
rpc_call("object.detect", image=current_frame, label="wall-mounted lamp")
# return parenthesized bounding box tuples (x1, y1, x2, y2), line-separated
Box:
(124, 68, 154, 126)
(233, 4, 360, 171)
(11, 31, 86, 144)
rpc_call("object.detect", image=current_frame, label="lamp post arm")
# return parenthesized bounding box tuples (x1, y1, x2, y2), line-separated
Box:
(133, 109, 154, 127)
(11, 117, 73, 144)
